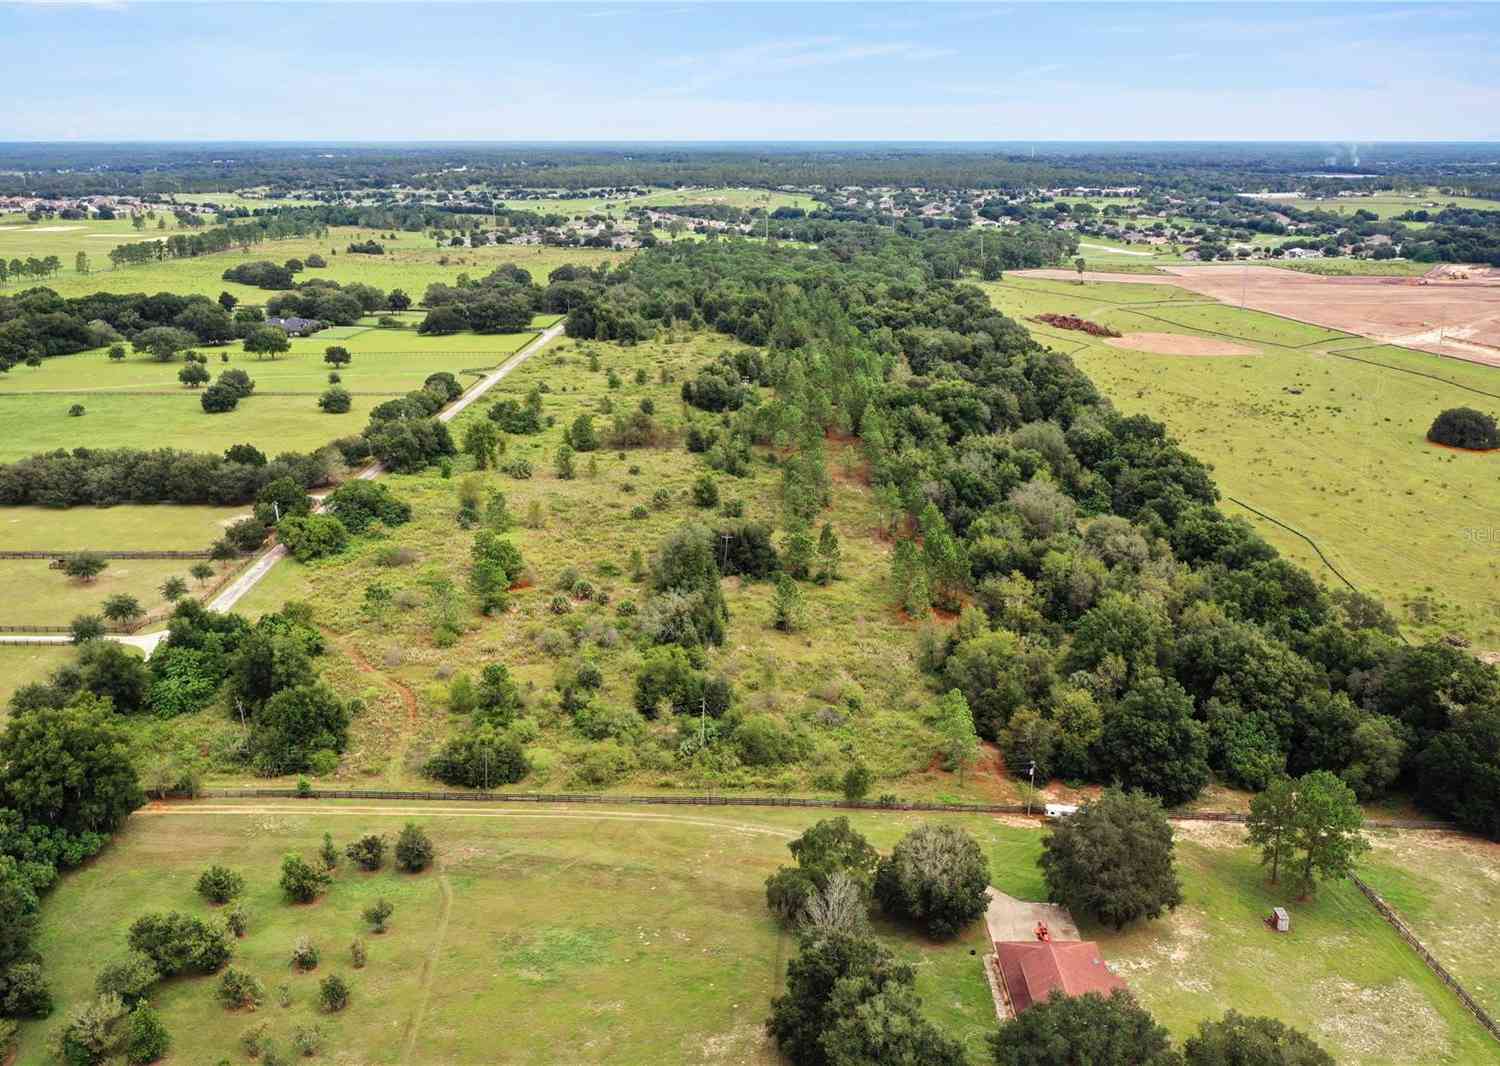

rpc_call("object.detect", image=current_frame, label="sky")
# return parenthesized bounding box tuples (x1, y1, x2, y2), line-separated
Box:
(1, 1, 1497, 142)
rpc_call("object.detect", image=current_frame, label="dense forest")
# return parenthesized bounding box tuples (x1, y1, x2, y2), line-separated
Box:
(552, 235, 1500, 838)
(5, 142, 1500, 199)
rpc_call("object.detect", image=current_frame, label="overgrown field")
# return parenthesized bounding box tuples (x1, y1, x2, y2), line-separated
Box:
(983, 278, 1500, 647)
(199, 328, 986, 800)
(14, 801, 1496, 1065)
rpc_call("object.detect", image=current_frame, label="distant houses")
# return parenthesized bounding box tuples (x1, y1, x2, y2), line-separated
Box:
(265, 316, 324, 337)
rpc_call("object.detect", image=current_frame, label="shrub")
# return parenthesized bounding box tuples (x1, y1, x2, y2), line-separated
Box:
(290, 936, 320, 972)
(216, 968, 264, 1010)
(124, 1004, 170, 1064)
(690, 475, 720, 508)
(842, 762, 874, 801)
(69, 403, 86, 417)
(95, 952, 160, 1007)
(291, 1023, 324, 1057)
(127, 912, 233, 976)
(395, 822, 435, 872)
(362, 899, 394, 933)
(196, 865, 245, 905)
(1427, 406, 1499, 450)
(318, 832, 339, 870)
(276, 514, 349, 562)
(350, 939, 367, 969)
(226, 905, 249, 938)
(279, 854, 331, 904)
(344, 834, 386, 871)
(324, 480, 411, 534)
(200, 380, 241, 413)
(317, 974, 349, 1012)
(318, 387, 352, 413)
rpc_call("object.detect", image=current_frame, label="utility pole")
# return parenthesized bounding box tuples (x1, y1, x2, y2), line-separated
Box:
(700, 695, 708, 749)
(1026, 761, 1036, 815)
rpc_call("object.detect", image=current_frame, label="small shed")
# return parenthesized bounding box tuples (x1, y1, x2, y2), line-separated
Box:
(1271, 907, 1290, 933)
(1044, 803, 1079, 820)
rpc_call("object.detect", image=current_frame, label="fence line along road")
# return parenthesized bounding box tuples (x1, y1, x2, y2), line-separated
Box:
(207, 321, 565, 618)
(180, 786, 1459, 833)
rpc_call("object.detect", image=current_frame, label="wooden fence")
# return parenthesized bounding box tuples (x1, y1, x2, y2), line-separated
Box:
(187, 786, 1456, 832)
(1350, 874, 1500, 1044)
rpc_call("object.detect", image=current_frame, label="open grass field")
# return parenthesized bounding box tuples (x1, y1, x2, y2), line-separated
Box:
(493, 186, 820, 218)
(0, 322, 551, 463)
(0, 221, 627, 300)
(0, 643, 75, 713)
(13, 801, 1496, 1065)
(1297, 191, 1500, 220)
(0, 503, 248, 550)
(1358, 828, 1500, 1021)
(1089, 821, 1500, 1064)
(0, 556, 231, 628)
(1275, 258, 1436, 277)
(983, 279, 1500, 647)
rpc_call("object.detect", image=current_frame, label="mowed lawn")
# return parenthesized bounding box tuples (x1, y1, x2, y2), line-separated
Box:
(1, 222, 628, 301)
(15, 803, 1496, 1066)
(0, 503, 249, 550)
(0, 643, 76, 716)
(1358, 829, 1500, 1021)
(984, 279, 1500, 646)
(0, 556, 231, 628)
(0, 326, 539, 399)
(1089, 825, 1500, 1065)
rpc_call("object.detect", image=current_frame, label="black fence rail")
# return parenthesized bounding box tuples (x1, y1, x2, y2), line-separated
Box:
(186, 787, 1457, 832)
(1351, 874, 1500, 1044)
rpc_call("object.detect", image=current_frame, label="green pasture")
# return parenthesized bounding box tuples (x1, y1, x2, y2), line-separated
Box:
(0, 556, 230, 628)
(1091, 828, 1499, 1065)
(1358, 831, 1500, 1020)
(493, 185, 820, 218)
(0, 503, 248, 551)
(1112, 301, 1355, 347)
(1298, 191, 1500, 220)
(16, 802, 1496, 1065)
(0, 644, 76, 715)
(0, 392, 385, 462)
(1272, 258, 1435, 277)
(1, 223, 628, 300)
(985, 279, 1500, 646)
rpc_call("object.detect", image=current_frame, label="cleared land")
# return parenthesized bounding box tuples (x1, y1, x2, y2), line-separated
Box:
(13, 801, 1497, 1066)
(1016, 265, 1500, 366)
(984, 278, 1500, 646)
(0, 643, 75, 714)
(0, 503, 248, 550)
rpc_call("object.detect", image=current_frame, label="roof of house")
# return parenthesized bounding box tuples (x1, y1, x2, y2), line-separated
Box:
(266, 316, 319, 331)
(994, 940, 1125, 1015)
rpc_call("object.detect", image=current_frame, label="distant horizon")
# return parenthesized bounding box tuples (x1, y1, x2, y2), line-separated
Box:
(5, 139, 1500, 147)
(4, 2, 1496, 141)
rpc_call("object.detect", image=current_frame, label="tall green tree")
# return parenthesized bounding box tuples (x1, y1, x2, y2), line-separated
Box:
(1245, 776, 1299, 885)
(1288, 771, 1369, 899)
(1039, 788, 1183, 931)
(933, 689, 980, 788)
(990, 989, 1179, 1066)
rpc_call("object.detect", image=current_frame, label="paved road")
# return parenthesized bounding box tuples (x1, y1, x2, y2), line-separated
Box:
(8, 322, 567, 655)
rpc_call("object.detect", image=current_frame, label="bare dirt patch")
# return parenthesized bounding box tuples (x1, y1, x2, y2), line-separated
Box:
(1103, 332, 1259, 357)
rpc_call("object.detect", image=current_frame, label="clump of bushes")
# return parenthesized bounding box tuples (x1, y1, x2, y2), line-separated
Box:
(1427, 406, 1498, 450)
(196, 865, 245, 905)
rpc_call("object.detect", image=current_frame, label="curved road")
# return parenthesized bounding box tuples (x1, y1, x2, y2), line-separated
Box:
(8, 322, 567, 655)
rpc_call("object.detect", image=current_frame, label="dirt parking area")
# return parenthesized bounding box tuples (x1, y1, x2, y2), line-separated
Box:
(1017, 266, 1500, 366)
(985, 888, 1080, 943)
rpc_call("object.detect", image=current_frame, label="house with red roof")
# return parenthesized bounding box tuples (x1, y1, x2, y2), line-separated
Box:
(991, 939, 1126, 1016)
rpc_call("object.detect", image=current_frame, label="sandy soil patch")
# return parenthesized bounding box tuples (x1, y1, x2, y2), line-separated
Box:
(1103, 331, 1259, 356)
(1017, 265, 1500, 366)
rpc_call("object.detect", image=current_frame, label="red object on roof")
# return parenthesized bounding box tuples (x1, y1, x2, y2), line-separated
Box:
(993, 940, 1125, 1015)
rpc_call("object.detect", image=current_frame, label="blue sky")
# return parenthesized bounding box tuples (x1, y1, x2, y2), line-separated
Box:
(2, 2, 1496, 141)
